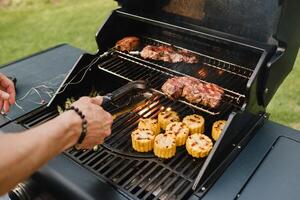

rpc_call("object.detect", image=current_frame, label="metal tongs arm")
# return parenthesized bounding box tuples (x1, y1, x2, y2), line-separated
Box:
(101, 80, 147, 107)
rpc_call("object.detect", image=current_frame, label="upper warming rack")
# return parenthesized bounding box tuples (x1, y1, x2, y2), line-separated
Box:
(96, 37, 253, 115)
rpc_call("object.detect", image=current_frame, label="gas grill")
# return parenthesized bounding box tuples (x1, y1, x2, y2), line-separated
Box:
(5, 0, 300, 200)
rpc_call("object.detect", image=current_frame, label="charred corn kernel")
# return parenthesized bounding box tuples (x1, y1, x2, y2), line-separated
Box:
(138, 118, 161, 135)
(183, 114, 205, 134)
(165, 122, 189, 146)
(186, 134, 213, 158)
(158, 110, 180, 130)
(212, 120, 227, 141)
(154, 134, 176, 159)
(57, 105, 64, 114)
(131, 129, 155, 152)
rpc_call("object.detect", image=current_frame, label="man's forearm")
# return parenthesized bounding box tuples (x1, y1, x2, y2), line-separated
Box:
(0, 111, 81, 195)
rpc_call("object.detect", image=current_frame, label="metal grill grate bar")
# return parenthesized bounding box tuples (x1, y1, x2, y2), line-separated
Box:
(122, 161, 154, 188)
(153, 176, 182, 200)
(116, 52, 245, 100)
(98, 157, 121, 173)
(165, 180, 190, 200)
(86, 151, 111, 169)
(103, 158, 129, 177)
(129, 165, 162, 193)
(141, 171, 173, 200)
(97, 52, 243, 115)
(135, 168, 168, 197)
(114, 160, 144, 185)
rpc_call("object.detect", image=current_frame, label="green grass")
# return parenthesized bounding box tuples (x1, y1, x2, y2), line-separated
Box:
(0, 0, 117, 62)
(0, 0, 299, 130)
(268, 52, 300, 130)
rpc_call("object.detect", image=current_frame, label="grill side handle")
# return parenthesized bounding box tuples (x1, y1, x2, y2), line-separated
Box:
(259, 0, 300, 106)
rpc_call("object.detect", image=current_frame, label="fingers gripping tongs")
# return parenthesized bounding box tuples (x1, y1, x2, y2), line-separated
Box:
(101, 80, 148, 112)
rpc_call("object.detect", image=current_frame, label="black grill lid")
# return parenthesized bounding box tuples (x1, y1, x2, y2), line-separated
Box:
(115, 0, 297, 45)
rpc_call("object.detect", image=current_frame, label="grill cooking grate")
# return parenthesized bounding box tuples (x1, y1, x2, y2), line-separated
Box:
(126, 37, 254, 79)
(19, 92, 230, 200)
(17, 37, 252, 200)
(97, 51, 242, 115)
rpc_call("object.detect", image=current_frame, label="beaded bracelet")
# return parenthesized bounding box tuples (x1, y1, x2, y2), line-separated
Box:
(67, 106, 88, 144)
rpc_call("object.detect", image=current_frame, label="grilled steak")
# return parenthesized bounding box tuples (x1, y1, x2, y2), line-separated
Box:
(183, 82, 224, 108)
(162, 76, 224, 108)
(177, 49, 199, 64)
(115, 36, 140, 52)
(161, 77, 185, 98)
(140, 45, 198, 64)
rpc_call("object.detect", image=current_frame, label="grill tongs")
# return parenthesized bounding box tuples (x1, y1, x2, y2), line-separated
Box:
(101, 80, 147, 112)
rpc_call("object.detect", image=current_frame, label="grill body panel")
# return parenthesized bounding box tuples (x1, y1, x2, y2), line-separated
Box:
(18, 49, 264, 200)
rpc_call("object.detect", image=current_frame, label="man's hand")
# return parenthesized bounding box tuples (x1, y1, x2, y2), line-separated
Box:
(0, 95, 112, 194)
(0, 73, 16, 113)
(70, 96, 113, 149)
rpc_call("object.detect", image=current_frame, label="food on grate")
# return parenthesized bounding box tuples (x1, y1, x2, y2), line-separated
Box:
(183, 82, 224, 108)
(138, 118, 161, 136)
(165, 122, 190, 146)
(183, 114, 205, 134)
(57, 105, 64, 114)
(186, 134, 213, 158)
(115, 36, 140, 52)
(140, 45, 198, 64)
(161, 76, 224, 108)
(131, 129, 155, 152)
(161, 77, 186, 99)
(64, 97, 76, 110)
(212, 120, 227, 141)
(154, 134, 177, 159)
(158, 110, 180, 130)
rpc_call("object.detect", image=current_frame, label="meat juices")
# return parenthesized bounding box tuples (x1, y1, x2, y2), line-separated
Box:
(115, 36, 140, 52)
(162, 76, 224, 108)
(140, 45, 198, 64)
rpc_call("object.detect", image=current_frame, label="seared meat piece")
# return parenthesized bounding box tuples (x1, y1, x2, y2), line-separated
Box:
(115, 36, 140, 52)
(202, 83, 224, 108)
(140, 45, 198, 64)
(161, 77, 185, 98)
(161, 76, 224, 108)
(140, 45, 173, 62)
(177, 49, 199, 64)
(183, 82, 224, 108)
(182, 82, 205, 104)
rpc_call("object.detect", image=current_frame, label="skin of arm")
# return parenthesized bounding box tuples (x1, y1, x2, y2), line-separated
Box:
(0, 110, 81, 195)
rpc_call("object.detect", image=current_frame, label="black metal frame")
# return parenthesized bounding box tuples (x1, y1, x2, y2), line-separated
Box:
(30, 8, 273, 199)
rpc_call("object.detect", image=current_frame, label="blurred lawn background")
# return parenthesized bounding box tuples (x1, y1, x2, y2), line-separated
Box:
(0, 0, 299, 130)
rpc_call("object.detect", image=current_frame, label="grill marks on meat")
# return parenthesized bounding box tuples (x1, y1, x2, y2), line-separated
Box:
(140, 45, 198, 64)
(161, 77, 185, 98)
(115, 37, 198, 63)
(162, 77, 224, 108)
(115, 36, 140, 52)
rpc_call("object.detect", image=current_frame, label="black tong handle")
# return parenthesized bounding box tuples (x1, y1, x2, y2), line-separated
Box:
(102, 94, 113, 106)
(101, 80, 146, 108)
